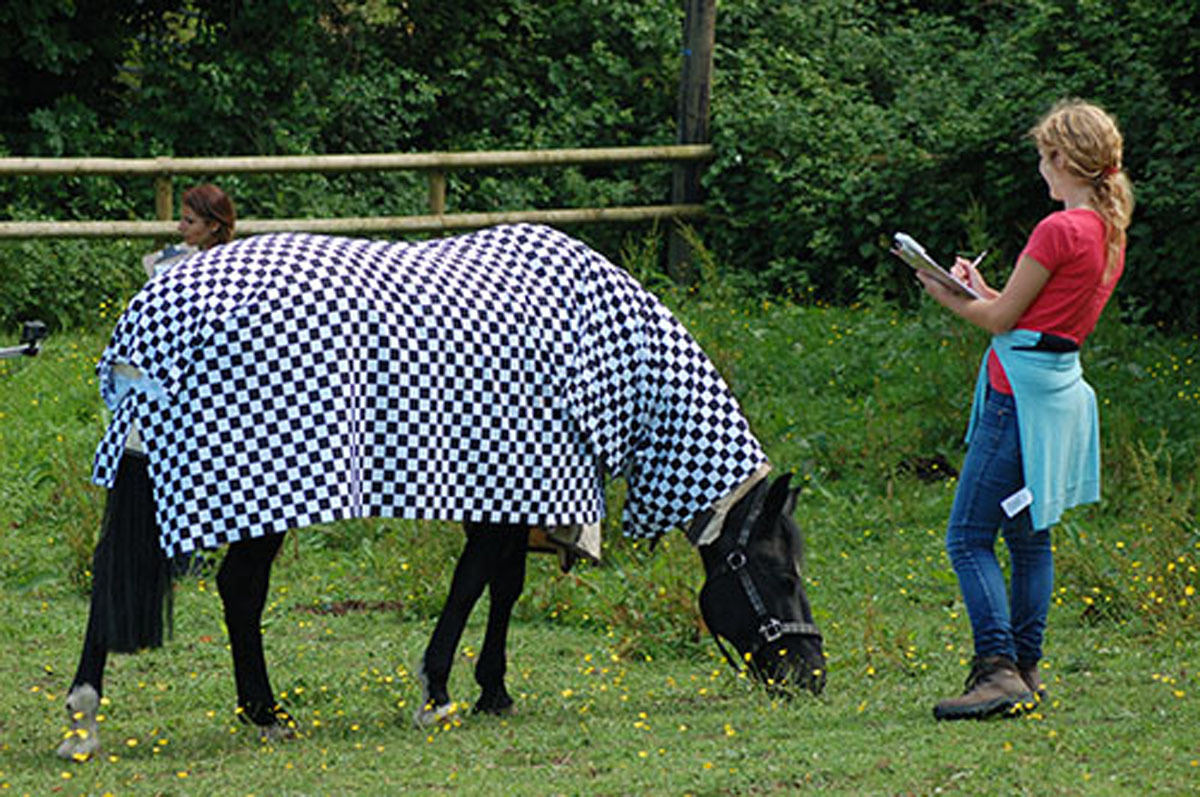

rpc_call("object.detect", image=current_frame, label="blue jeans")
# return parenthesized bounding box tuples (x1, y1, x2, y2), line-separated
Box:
(946, 388, 1053, 665)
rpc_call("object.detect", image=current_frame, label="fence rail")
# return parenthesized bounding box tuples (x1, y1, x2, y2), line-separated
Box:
(0, 145, 713, 239)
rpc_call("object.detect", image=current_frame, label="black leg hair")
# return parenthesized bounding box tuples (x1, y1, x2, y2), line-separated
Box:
(473, 527, 528, 714)
(217, 532, 286, 726)
(68, 593, 109, 698)
(419, 523, 495, 709)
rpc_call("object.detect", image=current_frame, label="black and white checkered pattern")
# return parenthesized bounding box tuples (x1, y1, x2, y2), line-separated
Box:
(92, 225, 766, 557)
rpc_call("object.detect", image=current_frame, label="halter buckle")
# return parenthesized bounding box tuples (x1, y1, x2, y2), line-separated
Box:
(726, 550, 747, 571)
(760, 618, 784, 642)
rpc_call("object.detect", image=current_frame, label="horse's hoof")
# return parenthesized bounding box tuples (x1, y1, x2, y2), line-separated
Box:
(237, 702, 299, 743)
(259, 720, 299, 744)
(473, 693, 515, 716)
(413, 660, 457, 729)
(56, 685, 101, 762)
(413, 700, 457, 729)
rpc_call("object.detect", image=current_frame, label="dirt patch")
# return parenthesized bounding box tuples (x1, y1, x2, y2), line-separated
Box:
(292, 599, 405, 616)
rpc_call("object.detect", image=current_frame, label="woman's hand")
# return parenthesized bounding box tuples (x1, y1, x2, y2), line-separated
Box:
(915, 270, 962, 309)
(951, 256, 996, 299)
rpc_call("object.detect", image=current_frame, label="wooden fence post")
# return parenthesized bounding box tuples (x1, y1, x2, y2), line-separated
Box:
(668, 0, 716, 281)
(428, 170, 447, 214)
(154, 175, 173, 221)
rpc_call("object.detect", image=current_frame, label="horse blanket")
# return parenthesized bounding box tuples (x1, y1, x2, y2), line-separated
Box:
(92, 224, 767, 558)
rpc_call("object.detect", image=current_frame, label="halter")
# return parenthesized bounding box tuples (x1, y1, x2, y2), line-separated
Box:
(703, 483, 823, 677)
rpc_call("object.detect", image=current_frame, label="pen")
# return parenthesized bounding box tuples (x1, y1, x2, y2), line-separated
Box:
(968, 250, 988, 270)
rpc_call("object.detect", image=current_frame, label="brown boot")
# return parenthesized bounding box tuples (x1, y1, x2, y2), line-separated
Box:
(933, 656, 1034, 721)
(1017, 660, 1047, 702)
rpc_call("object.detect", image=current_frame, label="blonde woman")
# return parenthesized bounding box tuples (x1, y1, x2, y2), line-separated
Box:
(917, 99, 1134, 720)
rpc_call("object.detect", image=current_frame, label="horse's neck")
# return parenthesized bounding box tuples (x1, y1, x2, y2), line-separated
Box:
(685, 462, 772, 548)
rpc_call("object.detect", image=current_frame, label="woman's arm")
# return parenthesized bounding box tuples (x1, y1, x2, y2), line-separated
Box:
(917, 254, 1050, 335)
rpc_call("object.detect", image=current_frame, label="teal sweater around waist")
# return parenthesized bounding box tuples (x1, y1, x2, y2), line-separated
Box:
(966, 329, 1101, 530)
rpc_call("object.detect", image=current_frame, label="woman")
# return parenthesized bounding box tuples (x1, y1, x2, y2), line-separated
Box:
(917, 100, 1134, 720)
(58, 184, 236, 760)
(143, 183, 236, 276)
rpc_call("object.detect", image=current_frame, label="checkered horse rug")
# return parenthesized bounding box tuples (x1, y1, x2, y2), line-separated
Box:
(92, 224, 767, 558)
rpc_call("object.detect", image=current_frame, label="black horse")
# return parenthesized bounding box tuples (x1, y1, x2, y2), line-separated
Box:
(54, 225, 825, 758)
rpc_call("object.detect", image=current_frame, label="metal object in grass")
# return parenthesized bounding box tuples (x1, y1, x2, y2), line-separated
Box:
(0, 320, 47, 359)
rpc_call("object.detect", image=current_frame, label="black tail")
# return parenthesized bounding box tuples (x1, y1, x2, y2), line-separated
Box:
(90, 453, 173, 653)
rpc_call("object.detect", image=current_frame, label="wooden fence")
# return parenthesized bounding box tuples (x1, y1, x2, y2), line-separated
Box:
(0, 145, 713, 240)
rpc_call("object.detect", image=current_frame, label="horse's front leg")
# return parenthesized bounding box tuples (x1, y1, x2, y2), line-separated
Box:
(473, 526, 528, 715)
(217, 532, 293, 741)
(415, 523, 494, 727)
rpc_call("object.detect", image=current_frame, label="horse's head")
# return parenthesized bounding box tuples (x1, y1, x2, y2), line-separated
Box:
(697, 472, 826, 695)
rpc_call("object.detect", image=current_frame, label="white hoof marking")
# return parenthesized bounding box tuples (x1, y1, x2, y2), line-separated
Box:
(56, 685, 101, 762)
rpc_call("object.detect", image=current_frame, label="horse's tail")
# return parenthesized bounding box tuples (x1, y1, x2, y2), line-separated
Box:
(89, 452, 173, 653)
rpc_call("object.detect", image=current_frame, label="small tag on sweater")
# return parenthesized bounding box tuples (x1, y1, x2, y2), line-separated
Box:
(1001, 486, 1033, 518)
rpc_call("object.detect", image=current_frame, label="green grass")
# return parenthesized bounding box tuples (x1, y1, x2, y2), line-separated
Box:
(1, 282, 1198, 794)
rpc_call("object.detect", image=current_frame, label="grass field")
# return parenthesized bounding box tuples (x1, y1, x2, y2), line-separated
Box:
(1, 276, 1197, 795)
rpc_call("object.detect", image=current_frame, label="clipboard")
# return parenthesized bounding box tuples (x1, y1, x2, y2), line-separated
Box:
(891, 232, 981, 299)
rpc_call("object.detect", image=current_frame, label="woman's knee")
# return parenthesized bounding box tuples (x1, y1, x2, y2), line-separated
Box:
(945, 524, 992, 563)
(1003, 523, 1052, 560)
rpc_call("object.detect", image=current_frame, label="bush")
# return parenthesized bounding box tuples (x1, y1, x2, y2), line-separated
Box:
(704, 0, 1200, 330)
(1, 1, 1195, 333)
(0, 239, 146, 331)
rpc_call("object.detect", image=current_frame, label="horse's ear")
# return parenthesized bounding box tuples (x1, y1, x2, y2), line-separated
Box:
(786, 479, 803, 514)
(763, 472, 792, 519)
(785, 488, 800, 515)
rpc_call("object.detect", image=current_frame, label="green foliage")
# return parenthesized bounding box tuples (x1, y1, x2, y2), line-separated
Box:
(0, 0, 1196, 333)
(0, 0, 178, 145)
(704, 0, 1200, 330)
(0, 239, 146, 331)
(1055, 439, 1198, 632)
(0, 1, 684, 331)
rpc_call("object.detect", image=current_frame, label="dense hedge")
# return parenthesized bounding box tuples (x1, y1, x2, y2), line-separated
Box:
(1, 0, 1196, 332)
(706, 0, 1199, 327)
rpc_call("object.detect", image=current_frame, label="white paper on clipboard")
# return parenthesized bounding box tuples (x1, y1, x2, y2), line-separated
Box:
(891, 232, 982, 299)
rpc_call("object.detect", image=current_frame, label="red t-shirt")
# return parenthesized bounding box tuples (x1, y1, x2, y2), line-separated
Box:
(988, 208, 1124, 393)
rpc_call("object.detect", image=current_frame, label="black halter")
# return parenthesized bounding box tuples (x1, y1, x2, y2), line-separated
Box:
(704, 483, 823, 676)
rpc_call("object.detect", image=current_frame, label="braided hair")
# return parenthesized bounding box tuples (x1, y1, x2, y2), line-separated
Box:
(1030, 99, 1134, 282)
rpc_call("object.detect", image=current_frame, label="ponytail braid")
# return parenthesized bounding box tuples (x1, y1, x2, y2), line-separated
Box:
(1031, 99, 1134, 282)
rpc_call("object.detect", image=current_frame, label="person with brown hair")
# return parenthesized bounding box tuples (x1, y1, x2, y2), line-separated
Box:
(143, 182, 236, 276)
(917, 99, 1134, 720)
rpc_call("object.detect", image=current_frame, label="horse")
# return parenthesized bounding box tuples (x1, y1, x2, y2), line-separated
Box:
(55, 224, 825, 758)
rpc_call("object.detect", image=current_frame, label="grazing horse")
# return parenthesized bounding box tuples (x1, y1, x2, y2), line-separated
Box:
(56, 225, 825, 758)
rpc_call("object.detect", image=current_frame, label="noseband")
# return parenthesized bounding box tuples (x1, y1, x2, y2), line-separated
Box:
(704, 485, 823, 676)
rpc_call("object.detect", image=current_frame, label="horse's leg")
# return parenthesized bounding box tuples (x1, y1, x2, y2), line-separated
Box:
(473, 526, 528, 715)
(56, 600, 107, 760)
(216, 531, 293, 740)
(414, 523, 493, 727)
